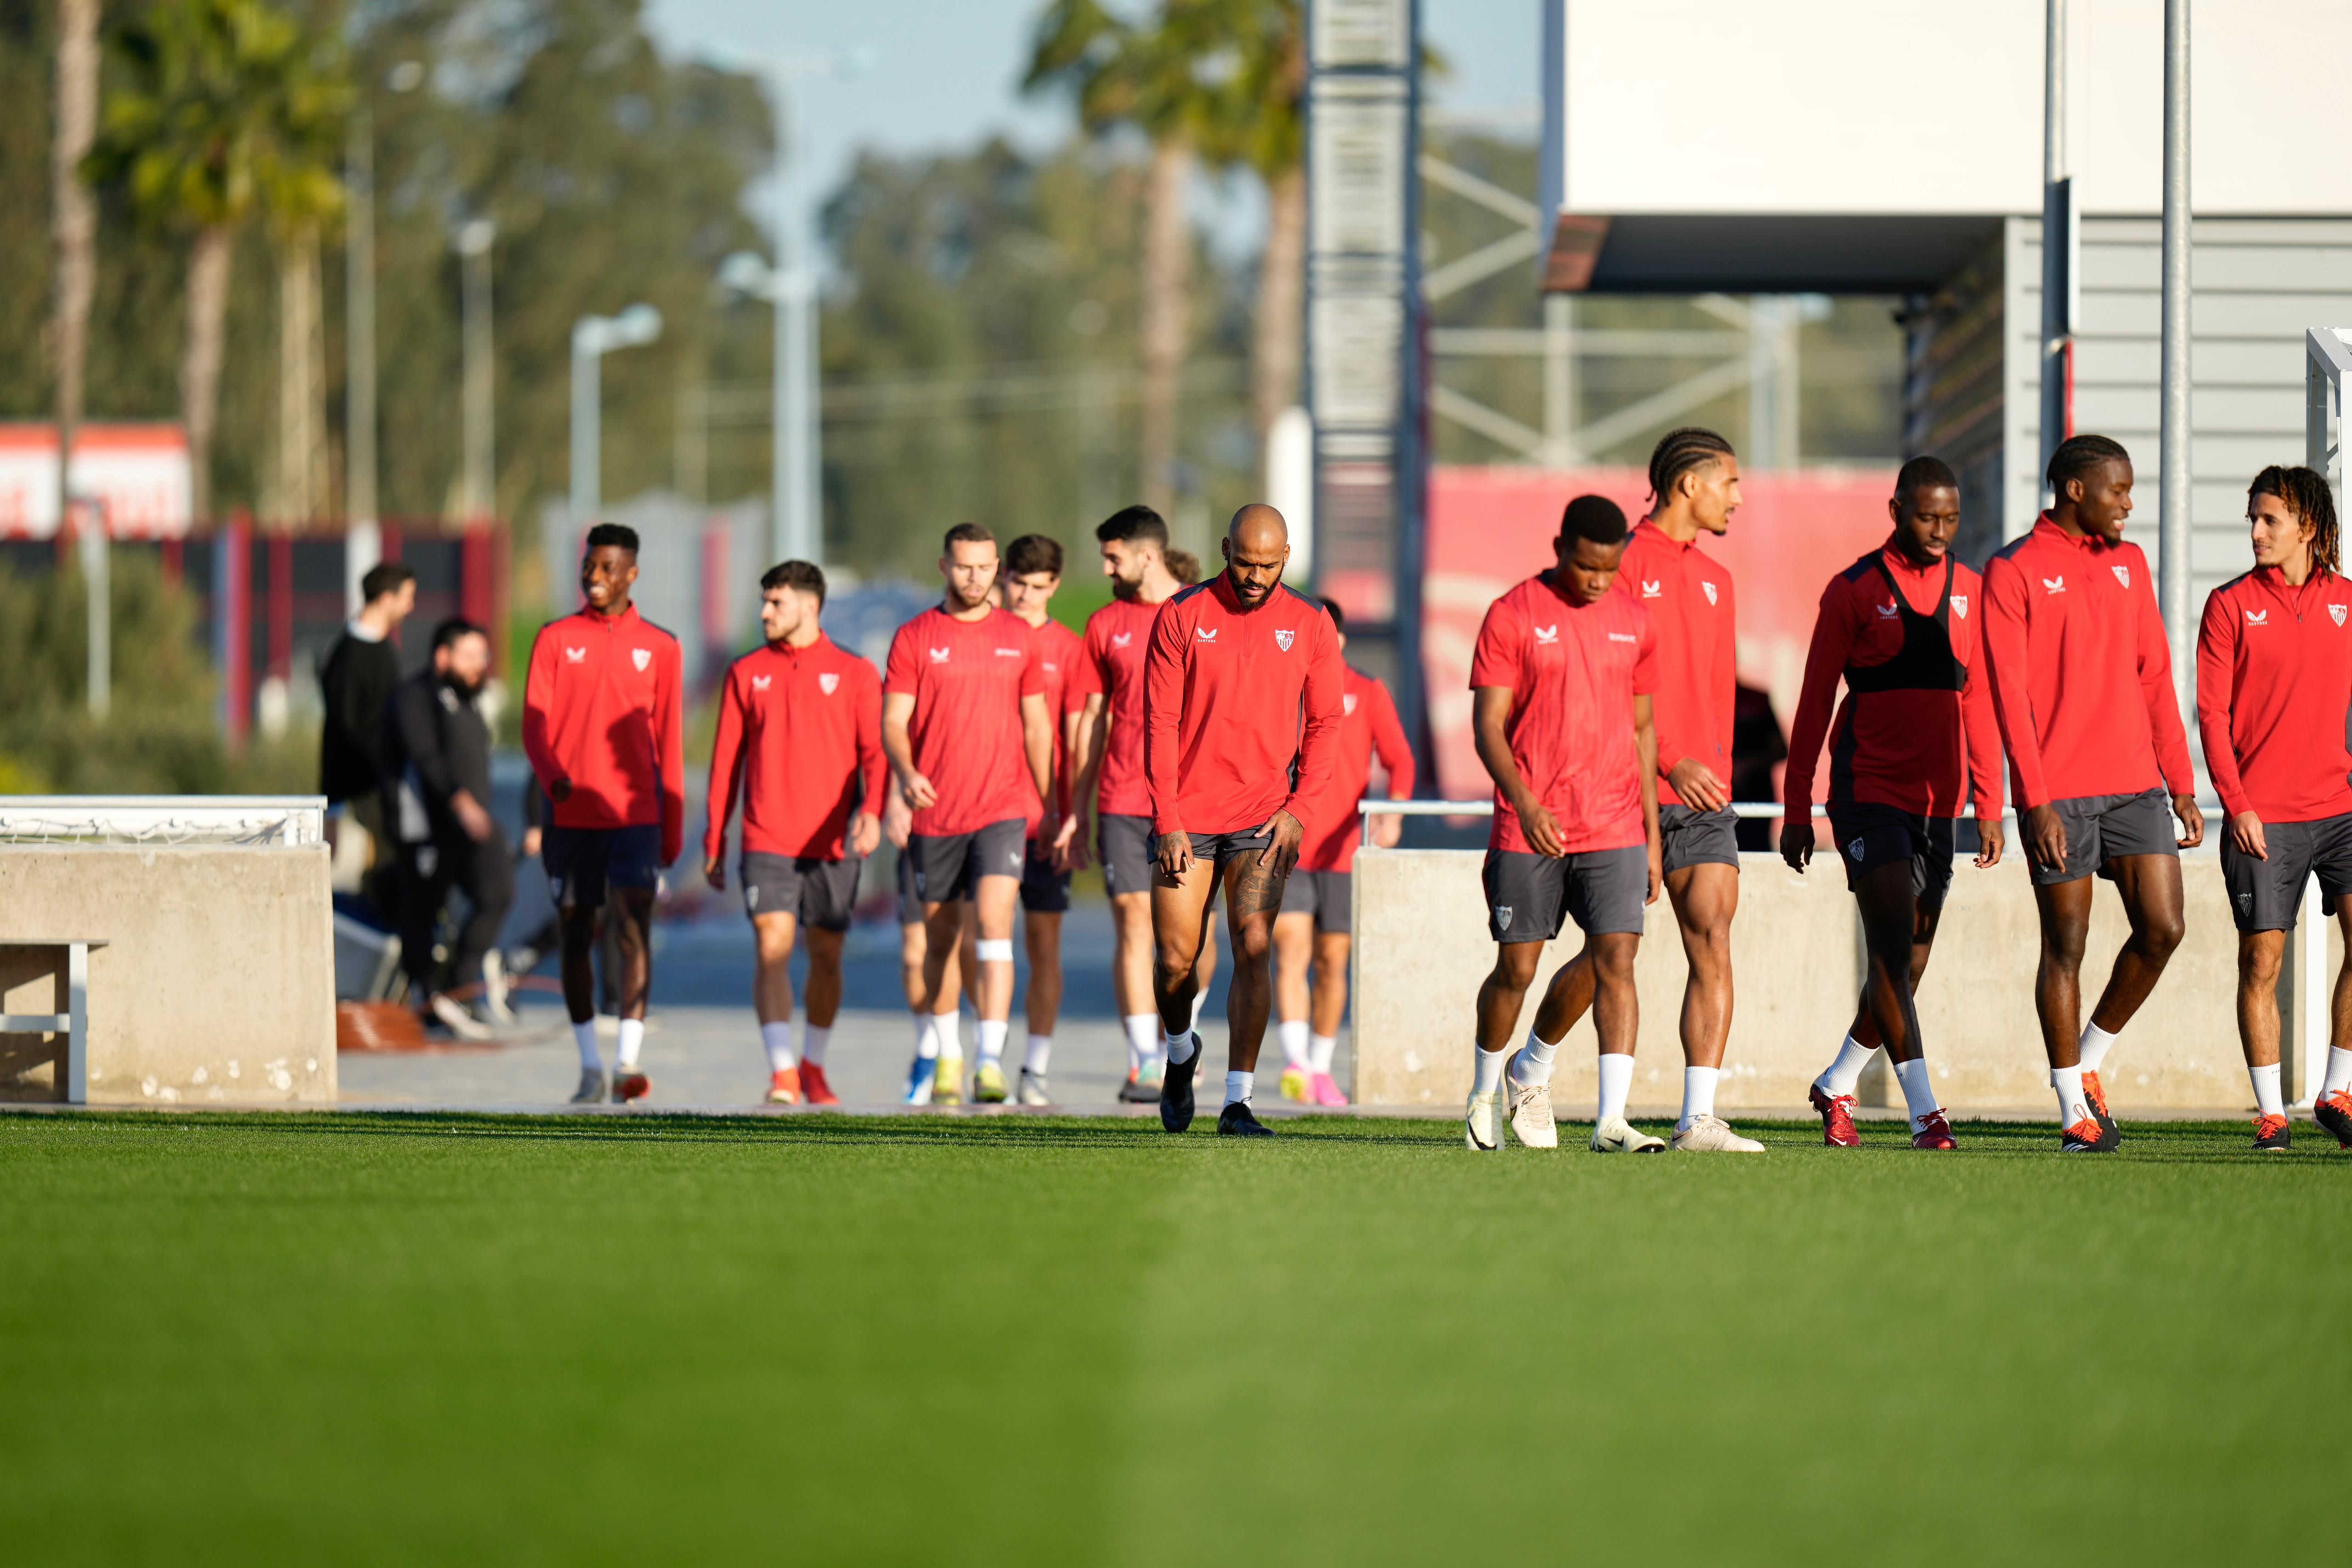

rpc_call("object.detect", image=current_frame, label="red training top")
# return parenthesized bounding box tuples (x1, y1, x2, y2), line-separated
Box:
(1025, 615, 1082, 829)
(1982, 515, 2194, 809)
(1782, 541, 2004, 820)
(882, 605, 1045, 837)
(1470, 570, 1659, 855)
(1298, 668, 1417, 873)
(703, 633, 885, 865)
(1143, 575, 1345, 836)
(522, 602, 685, 865)
(1611, 519, 1736, 806)
(1068, 596, 1160, 820)
(2195, 566, 2352, 823)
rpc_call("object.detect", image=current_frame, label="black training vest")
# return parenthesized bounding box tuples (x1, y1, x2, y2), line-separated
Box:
(1843, 555, 1966, 694)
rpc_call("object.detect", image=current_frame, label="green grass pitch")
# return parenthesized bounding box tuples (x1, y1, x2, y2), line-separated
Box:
(3, 1110, 2346, 1564)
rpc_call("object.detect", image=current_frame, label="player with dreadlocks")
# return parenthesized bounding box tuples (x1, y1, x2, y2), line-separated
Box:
(1606, 427, 1761, 1151)
(1983, 434, 2200, 1152)
(2196, 465, 2352, 1151)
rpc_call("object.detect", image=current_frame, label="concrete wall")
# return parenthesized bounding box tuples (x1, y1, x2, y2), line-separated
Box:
(1352, 847, 2322, 1114)
(0, 845, 336, 1105)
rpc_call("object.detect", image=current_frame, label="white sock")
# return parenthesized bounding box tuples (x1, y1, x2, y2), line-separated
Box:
(573, 1020, 601, 1071)
(1225, 1069, 1253, 1106)
(1678, 1065, 1719, 1131)
(1597, 1052, 1635, 1122)
(1510, 1028, 1562, 1088)
(1309, 1033, 1336, 1073)
(2250, 1060, 2285, 1117)
(1123, 1014, 1160, 1073)
(1471, 1045, 1509, 1096)
(1893, 1056, 1940, 1127)
(913, 1012, 939, 1060)
(616, 1017, 645, 1071)
(2052, 1065, 2088, 1126)
(976, 1019, 1008, 1065)
(2078, 1020, 2119, 1074)
(1814, 1032, 1878, 1097)
(1278, 1020, 1311, 1069)
(1165, 1027, 1198, 1065)
(933, 1010, 963, 1060)
(2324, 1046, 2352, 1097)
(761, 1021, 796, 1073)
(1191, 990, 1209, 1029)
(800, 1023, 830, 1068)
(1023, 1033, 1052, 1074)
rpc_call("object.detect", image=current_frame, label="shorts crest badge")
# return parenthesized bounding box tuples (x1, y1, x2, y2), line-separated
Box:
(1848, 838, 1867, 861)
(1492, 905, 1513, 930)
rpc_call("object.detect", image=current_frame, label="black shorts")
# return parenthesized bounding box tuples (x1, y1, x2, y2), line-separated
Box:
(2221, 812, 2352, 933)
(1183, 826, 1277, 869)
(1021, 837, 1072, 914)
(895, 848, 924, 924)
(542, 823, 662, 909)
(1099, 813, 1155, 898)
(1660, 804, 1741, 874)
(741, 852, 862, 932)
(1483, 845, 1647, 943)
(907, 818, 1026, 905)
(1279, 868, 1351, 934)
(2031, 787, 2178, 886)
(1827, 804, 1957, 909)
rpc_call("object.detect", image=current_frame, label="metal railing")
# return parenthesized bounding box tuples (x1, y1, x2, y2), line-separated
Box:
(0, 796, 327, 847)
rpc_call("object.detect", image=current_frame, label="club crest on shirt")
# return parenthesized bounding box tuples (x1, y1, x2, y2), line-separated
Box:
(819, 672, 840, 694)
(1343, 693, 1358, 716)
(2112, 564, 2131, 588)
(1640, 580, 1662, 598)
(1274, 628, 1295, 651)
(1701, 581, 1719, 606)
(1533, 624, 1558, 644)
(632, 647, 652, 671)
(564, 645, 587, 663)
(750, 674, 771, 692)
(2042, 576, 2065, 594)
(1951, 595, 1968, 618)
(928, 646, 951, 663)
(2246, 609, 2269, 625)
(1112, 632, 1134, 648)
(2333, 605, 2347, 627)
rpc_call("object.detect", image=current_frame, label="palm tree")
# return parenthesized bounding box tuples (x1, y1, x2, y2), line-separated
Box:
(84, 0, 347, 525)
(52, 0, 102, 530)
(1026, 1, 1217, 522)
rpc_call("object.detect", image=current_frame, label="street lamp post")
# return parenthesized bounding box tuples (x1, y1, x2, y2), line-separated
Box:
(458, 218, 496, 522)
(569, 305, 664, 532)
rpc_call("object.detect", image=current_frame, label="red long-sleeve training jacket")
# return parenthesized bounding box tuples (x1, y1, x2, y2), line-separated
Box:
(1143, 575, 1345, 837)
(2195, 566, 2352, 823)
(1611, 519, 1735, 805)
(523, 603, 685, 865)
(1982, 515, 2194, 810)
(1298, 668, 1417, 873)
(703, 633, 886, 864)
(1782, 541, 2004, 820)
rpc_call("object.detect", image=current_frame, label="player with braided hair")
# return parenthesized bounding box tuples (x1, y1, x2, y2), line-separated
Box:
(1983, 434, 2200, 1152)
(1607, 426, 1761, 1151)
(2196, 465, 2352, 1151)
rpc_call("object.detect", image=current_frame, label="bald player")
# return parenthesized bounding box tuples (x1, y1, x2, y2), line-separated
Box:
(1144, 505, 1346, 1137)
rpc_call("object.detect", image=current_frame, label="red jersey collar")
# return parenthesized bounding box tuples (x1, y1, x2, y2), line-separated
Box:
(2032, 513, 2123, 553)
(1633, 517, 1689, 554)
(1537, 568, 1607, 611)
(1877, 538, 1950, 581)
(765, 630, 831, 660)
(576, 600, 642, 630)
(2249, 563, 2337, 607)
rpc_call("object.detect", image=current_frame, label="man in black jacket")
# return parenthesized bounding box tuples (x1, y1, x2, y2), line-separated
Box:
(319, 560, 416, 919)
(382, 618, 513, 1038)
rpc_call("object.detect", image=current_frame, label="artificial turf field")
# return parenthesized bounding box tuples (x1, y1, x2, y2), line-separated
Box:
(3, 1110, 2346, 1564)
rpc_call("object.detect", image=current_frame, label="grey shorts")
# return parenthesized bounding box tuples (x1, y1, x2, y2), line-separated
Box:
(1826, 804, 1957, 909)
(2032, 786, 2178, 886)
(1099, 813, 1155, 898)
(1021, 837, 1072, 914)
(895, 848, 924, 924)
(1279, 868, 1352, 934)
(2221, 812, 2352, 933)
(741, 852, 862, 932)
(907, 818, 1026, 905)
(1660, 804, 1741, 874)
(1183, 826, 1277, 870)
(543, 823, 662, 909)
(1482, 845, 1647, 943)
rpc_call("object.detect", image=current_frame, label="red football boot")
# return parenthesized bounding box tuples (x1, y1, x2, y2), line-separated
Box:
(613, 1069, 651, 1104)
(1910, 1108, 1957, 1150)
(765, 1066, 802, 1105)
(799, 1062, 839, 1106)
(1809, 1084, 1861, 1148)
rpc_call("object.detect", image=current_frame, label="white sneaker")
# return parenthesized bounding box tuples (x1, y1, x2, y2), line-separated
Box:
(480, 950, 518, 1025)
(1017, 1068, 1051, 1106)
(1505, 1074, 1557, 1149)
(569, 1067, 606, 1105)
(1464, 1089, 1502, 1151)
(1590, 1115, 1666, 1153)
(1671, 1114, 1764, 1152)
(428, 992, 492, 1041)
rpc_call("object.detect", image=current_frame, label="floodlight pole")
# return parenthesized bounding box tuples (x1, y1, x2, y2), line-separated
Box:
(570, 306, 664, 533)
(2039, 0, 2073, 479)
(2159, 0, 2193, 713)
(458, 219, 496, 523)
